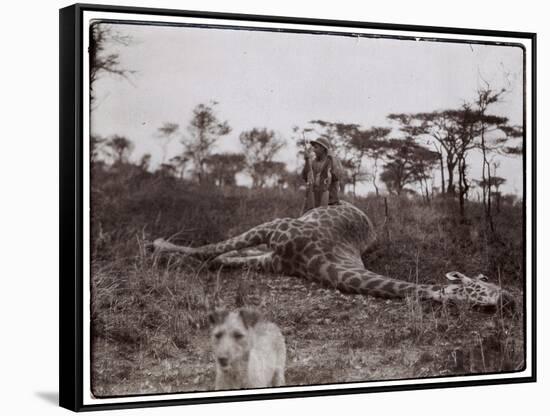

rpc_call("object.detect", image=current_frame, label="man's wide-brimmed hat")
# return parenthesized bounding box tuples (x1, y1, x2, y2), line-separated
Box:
(309, 137, 331, 151)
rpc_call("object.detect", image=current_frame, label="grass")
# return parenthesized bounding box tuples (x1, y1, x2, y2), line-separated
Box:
(89, 167, 525, 397)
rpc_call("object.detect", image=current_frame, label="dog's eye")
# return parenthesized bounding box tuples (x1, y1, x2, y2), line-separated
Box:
(233, 332, 244, 340)
(214, 331, 223, 340)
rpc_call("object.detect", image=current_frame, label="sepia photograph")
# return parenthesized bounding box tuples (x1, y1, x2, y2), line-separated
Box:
(58, 4, 534, 410)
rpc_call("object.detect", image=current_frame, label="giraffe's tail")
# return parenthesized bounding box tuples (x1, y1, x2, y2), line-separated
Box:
(152, 238, 195, 254)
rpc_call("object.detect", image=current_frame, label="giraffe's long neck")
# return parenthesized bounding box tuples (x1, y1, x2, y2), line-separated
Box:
(317, 263, 444, 301)
(339, 270, 441, 300)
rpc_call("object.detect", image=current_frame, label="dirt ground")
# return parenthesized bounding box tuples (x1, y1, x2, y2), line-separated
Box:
(91, 266, 524, 397)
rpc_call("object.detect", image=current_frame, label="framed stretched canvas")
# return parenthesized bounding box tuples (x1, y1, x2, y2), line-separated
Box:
(59, 3, 536, 412)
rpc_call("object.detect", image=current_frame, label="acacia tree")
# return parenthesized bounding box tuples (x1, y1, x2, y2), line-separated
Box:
(472, 85, 523, 228)
(90, 135, 106, 165)
(408, 149, 440, 203)
(490, 174, 507, 214)
(139, 153, 151, 171)
(205, 153, 246, 189)
(350, 127, 391, 196)
(345, 127, 369, 196)
(251, 161, 288, 188)
(438, 105, 487, 218)
(476, 175, 507, 213)
(157, 163, 177, 179)
(239, 128, 285, 188)
(380, 138, 438, 196)
(156, 122, 179, 163)
(182, 102, 231, 184)
(498, 124, 523, 156)
(451, 107, 473, 216)
(105, 135, 134, 164)
(278, 168, 302, 191)
(168, 155, 189, 180)
(388, 111, 460, 195)
(426, 88, 521, 222)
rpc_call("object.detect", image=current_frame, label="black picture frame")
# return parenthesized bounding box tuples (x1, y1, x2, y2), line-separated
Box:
(60, 3, 537, 412)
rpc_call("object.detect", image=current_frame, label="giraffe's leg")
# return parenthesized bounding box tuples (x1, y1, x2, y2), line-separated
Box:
(153, 220, 279, 261)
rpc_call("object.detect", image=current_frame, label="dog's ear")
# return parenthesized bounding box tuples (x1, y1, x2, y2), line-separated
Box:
(239, 308, 260, 329)
(208, 309, 228, 326)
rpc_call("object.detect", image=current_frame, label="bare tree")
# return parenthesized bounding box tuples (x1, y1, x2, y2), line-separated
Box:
(89, 23, 134, 103)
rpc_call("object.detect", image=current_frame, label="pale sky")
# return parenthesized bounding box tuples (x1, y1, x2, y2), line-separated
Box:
(91, 22, 524, 195)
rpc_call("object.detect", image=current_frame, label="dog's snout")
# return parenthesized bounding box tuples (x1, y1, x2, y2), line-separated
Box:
(217, 357, 229, 367)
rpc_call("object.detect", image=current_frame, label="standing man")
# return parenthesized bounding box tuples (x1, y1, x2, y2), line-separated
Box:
(301, 137, 343, 214)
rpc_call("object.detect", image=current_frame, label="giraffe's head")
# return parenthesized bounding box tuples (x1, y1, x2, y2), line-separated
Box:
(443, 271, 515, 311)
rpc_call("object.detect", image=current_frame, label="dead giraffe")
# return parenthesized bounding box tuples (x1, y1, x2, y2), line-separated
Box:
(153, 202, 514, 309)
